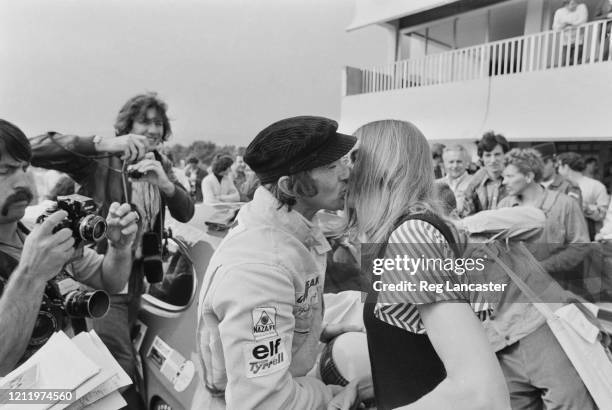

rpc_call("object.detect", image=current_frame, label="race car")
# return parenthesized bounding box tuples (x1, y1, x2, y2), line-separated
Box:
(136, 203, 240, 410)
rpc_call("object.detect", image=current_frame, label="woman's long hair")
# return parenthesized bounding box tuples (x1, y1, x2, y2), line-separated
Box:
(346, 120, 440, 245)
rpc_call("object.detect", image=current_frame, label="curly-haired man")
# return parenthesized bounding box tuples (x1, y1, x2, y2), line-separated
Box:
(30, 93, 194, 409)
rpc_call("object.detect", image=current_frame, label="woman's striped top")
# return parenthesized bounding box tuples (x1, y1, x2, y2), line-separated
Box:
(374, 218, 492, 334)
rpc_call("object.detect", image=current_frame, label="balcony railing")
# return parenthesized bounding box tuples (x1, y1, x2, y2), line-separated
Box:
(346, 19, 612, 95)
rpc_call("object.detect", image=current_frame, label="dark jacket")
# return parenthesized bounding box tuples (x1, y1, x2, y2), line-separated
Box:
(185, 166, 208, 203)
(30, 132, 195, 253)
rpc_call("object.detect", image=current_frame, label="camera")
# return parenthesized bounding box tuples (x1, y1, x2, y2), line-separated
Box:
(37, 194, 107, 248)
(34, 273, 111, 344)
(126, 168, 145, 179)
(42, 284, 110, 319)
(63, 289, 110, 318)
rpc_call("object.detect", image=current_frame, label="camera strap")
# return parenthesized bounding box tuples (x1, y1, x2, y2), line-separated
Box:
(121, 160, 132, 204)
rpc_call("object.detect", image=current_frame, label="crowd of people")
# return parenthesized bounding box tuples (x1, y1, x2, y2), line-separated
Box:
(1, 92, 611, 410)
(182, 152, 260, 205)
(434, 135, 612, 238)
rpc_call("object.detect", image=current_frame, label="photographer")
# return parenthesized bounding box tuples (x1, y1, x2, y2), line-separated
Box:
(29, 93, 194, 409)
(0, 119, 139, 375)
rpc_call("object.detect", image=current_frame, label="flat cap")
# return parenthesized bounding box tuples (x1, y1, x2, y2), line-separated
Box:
(533, 142, 556, 159)
(244, 116, 356, 184)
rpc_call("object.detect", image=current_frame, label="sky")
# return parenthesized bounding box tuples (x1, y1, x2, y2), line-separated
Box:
(1, 0, 388, 147)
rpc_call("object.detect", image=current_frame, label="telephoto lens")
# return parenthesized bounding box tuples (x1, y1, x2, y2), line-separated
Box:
(63, 290, 111, 318)
(142, 231, 164, 283)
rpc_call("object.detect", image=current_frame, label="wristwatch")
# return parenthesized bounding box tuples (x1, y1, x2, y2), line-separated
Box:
(93, 135, 103, 151)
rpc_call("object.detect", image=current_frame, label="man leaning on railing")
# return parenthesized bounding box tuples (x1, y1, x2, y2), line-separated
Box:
(553, 0, 589, 66)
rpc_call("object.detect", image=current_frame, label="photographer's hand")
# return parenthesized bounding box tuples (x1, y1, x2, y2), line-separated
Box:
(105, 202, 139, 250)
(95, 134, 149, 162)
(20, 210, 75, 282)
(0, 210, 76, 376)
(95, 203, 139, 294)
(128, 154, 176, 196)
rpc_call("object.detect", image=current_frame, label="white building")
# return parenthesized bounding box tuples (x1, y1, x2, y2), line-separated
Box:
(340, 0, 612, 162)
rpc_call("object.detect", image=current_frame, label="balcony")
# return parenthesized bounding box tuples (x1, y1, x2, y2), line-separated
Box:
(340, 19, 612, 142)
(346, 20, 612, 95)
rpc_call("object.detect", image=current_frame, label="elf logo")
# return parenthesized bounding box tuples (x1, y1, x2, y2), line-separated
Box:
(252, 338, 281, 359)
(244, 337, 289, 378)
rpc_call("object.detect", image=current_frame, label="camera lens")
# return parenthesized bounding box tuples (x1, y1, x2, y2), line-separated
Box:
(30, 310, 60, 345)
(79, 215, 107, 242)
(92, 219, 106, 240)
(64, 290, 110, 318)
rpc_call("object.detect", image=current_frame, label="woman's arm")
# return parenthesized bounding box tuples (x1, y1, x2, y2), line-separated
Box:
(398, 302, 510, 410)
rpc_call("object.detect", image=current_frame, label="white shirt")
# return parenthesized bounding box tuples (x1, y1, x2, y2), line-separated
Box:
(553, 4, 589, 44)
(201, 173, 240, 204)
(576, 174, 609, 221)
(598, 200, 612, 239)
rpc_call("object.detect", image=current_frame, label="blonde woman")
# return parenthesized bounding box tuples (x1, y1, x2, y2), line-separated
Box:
(346, 120, 509, 410)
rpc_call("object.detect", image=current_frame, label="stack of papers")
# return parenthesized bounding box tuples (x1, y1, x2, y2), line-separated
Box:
(0, 331, 132, 410)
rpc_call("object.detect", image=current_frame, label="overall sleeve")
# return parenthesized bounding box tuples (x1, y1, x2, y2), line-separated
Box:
(211, 264, 332, 410)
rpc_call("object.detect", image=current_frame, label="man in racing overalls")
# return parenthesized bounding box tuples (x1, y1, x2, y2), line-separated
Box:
(197, 116, 359, 409)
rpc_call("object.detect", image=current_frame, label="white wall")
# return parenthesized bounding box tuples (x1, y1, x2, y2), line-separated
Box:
(339, 62, 612, 142)
(398, 0, 529, 61)
(525, 0, 546, 34)
(489, 1, 527, 41)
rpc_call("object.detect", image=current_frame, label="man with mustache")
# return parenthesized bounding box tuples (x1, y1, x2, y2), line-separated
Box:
(461, 131, 510, 216)
(0, 119, 140, 375)
(196, 116, 362, 409)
